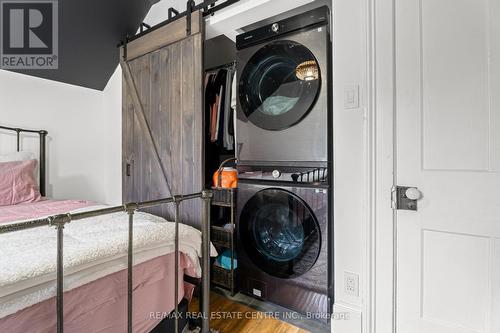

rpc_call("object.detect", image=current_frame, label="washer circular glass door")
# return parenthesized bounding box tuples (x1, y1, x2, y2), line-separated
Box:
(239, 188, 321, 279)
(239, 40, 321, 131)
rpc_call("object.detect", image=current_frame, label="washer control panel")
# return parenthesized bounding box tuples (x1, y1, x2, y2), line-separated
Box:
(238, 166, 329, 184)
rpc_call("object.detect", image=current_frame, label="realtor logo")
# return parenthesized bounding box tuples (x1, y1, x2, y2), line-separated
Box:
(0, 0, 58, 69)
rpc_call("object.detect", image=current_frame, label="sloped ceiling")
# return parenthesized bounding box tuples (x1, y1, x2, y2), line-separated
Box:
(6, 0, 156, 90)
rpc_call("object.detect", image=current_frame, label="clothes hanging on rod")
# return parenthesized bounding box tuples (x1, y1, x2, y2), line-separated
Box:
(205, 62, 236, 151)
(223, 70, 235, 149)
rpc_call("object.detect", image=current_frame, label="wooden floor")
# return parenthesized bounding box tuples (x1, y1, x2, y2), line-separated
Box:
(189, 292, 309, 333)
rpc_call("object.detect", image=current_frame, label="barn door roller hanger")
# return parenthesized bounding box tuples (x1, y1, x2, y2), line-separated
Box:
(119, 0, 241, 55)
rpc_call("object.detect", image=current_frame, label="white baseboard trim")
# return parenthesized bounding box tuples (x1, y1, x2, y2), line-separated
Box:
(332, 303, 362, 333)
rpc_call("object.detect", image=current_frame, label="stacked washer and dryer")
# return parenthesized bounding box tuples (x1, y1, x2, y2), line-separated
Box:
(235, 6, 333, 317)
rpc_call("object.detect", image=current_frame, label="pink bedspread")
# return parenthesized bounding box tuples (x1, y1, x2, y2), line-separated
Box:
(0, 253, 197, 333)
(0, 199, 92, 223)
(0, 200, 199, 332)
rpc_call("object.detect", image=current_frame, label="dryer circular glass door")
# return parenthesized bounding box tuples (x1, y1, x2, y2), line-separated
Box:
(239, 40, 321, 131)
(239, 188, 321, 279)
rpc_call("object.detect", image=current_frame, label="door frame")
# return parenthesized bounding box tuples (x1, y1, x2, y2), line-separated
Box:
(364, 0, 397, 332)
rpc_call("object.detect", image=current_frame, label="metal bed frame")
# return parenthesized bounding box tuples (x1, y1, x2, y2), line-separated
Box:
(0, 125, 47, 196)
(0, 126, 212, 333)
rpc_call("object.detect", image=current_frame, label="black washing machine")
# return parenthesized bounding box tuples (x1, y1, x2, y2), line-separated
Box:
(236, 6, 331, 167)
(236, 166, 331, 317)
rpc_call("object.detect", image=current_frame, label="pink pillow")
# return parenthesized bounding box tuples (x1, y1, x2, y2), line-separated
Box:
(0, 159, 41, 206)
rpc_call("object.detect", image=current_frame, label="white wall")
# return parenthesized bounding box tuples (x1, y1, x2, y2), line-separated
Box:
(330, 0, 368, 331)
(0, 70, 113, 203)
(101, 67, 122, 205)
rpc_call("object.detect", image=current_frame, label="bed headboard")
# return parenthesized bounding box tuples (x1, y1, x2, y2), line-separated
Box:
(0, 125, 48, 196)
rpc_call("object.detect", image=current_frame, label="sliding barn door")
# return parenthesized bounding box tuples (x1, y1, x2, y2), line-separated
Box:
(122, 11, 204, 227)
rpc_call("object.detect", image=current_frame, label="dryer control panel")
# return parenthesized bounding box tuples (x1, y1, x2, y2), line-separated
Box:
(236, 6, 330, 50)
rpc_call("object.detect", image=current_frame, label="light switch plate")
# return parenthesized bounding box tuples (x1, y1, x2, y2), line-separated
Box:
(344, 85, 359, 109)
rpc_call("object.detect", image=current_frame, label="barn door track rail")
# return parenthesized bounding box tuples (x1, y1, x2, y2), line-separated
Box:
(0, 191, 214, 333)
(118, 0, 241, 52)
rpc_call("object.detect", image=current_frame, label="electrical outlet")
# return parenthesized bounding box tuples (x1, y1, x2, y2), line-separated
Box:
(344, 271, 359, 297)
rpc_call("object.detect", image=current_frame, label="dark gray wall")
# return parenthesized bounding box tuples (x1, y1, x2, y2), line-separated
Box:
(6, 0, 153, 90)
(204, 35, 236, 70)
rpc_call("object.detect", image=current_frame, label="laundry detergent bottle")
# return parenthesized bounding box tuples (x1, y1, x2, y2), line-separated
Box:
(213, 167, 238, 188)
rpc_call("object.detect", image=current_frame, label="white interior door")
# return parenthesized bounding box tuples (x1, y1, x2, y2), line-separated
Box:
(395, 0, 500, 332)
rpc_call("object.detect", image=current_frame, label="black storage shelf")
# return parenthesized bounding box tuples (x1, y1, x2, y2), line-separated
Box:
(210, 187, 237, 295)
(212, 187, 235, 207)
(212, 263, 236, 290)
(211, 226, 232, 248)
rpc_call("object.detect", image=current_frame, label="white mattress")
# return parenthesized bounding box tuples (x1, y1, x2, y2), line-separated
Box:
(0, 205, 217, 318)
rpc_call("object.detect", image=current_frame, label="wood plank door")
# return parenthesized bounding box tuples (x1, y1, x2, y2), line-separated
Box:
(122, 11, 204, 227)
(395, 0, 500, 332)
